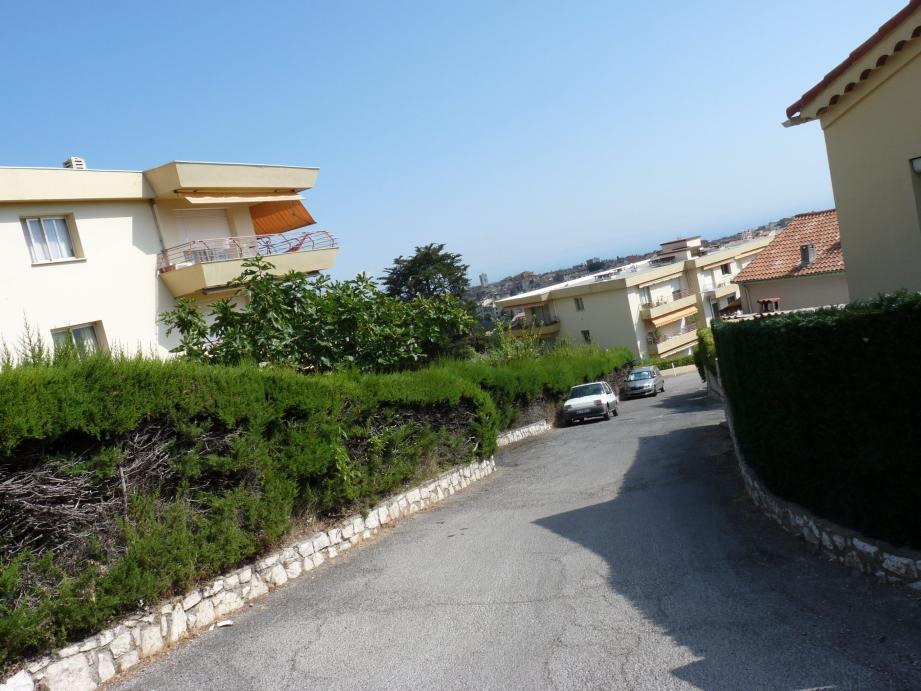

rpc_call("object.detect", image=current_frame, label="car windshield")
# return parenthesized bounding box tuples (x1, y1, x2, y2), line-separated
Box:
(570, 383, 603, 398)
(628, 371, 653, 381)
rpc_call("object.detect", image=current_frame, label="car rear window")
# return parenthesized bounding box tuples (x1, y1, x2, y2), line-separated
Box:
(627, 371, 653, 381)
(570, 383, 603, 397)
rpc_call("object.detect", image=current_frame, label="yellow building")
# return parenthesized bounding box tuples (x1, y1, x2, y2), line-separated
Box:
(0, 158, 338, 356)
(785, 1, 921, 299)
(495, 236, 771, 360)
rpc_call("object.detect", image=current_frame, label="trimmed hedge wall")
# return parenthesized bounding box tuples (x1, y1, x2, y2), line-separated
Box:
(713, 292, 921, 549)
(0, 346, 630, 669)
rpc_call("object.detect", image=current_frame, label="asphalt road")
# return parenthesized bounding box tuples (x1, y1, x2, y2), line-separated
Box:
(117, 373, 921, 690)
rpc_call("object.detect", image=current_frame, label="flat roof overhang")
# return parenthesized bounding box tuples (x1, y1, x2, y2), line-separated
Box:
(143, 161, 319, 200)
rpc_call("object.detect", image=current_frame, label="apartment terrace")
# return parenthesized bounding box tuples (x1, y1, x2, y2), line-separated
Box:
(157, 229, 338, 297)
(509, 315, 560, 338)
(648, 328, 698, 357)
(639, 289, 697, 320)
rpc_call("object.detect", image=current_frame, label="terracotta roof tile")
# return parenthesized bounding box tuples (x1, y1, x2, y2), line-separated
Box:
(786, 1, 921, 120)
(733, 210, 845, 283)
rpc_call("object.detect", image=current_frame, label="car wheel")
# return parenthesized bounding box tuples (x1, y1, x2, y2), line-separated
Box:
(660, 382, 665, 392)
(612, 404, 619, 417)
(603, 406, 611, 421)
(651, 387, 658, 397)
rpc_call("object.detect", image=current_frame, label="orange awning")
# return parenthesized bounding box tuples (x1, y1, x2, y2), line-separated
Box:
(249, 200, 316, 235)
(648, 305, 698, 328)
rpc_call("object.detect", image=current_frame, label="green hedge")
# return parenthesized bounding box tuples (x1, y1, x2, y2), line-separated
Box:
(692, 328, 716, 381)
(713, 291, 921, 549)
(0, 346, 630, 668)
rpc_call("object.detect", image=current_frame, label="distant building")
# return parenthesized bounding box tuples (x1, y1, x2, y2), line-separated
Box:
(785, 1, 921, 299)
(479, 272, 489, 287)
(495, 236, 772, 360)
(733, 210, 848, 313)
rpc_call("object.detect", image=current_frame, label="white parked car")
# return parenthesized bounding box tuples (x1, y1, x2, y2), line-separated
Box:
(561, 381, 618, 425)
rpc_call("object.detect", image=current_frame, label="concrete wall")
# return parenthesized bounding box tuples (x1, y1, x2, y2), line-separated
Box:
(821, 41, 921, 299)
(0, 200, 178, 357)
(739, 273, 850, 313)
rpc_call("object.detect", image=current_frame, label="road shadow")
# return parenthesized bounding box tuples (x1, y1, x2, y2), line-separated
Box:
(534, 400, 921, 688)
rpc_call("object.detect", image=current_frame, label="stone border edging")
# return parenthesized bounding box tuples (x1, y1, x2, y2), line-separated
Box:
(1, 458, 496, 691)
(496, 420, 551, 447)
(723, 405, 921, 591)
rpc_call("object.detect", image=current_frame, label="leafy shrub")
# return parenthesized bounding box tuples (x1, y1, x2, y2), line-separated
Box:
(160, 257, 475, 372)
(692, 328, 716, 381)
(0, 346, 629, 668)
(713, 291, 921, 548)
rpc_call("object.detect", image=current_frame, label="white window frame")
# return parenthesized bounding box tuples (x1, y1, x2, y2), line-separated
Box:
(51, 322, 106, 353)
(22, 216, 81, 264)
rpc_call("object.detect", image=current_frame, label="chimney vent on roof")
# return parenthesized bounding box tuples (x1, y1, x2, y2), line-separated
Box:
(63, 156, 86, 170)
(800, 244, 816, 265)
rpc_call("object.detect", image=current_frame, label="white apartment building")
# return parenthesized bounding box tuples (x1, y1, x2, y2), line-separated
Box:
(495, 235, 772, 360)
(0, 158, 338, 356)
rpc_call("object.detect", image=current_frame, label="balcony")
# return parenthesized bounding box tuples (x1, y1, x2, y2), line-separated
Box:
(713, 281, 738, 300)
(509, 317, 561, 339)
(157, 229, 338, 297)
(647, 328, 698, 357)
(703, 276, 737, 299)
(639, 290, 697, 320)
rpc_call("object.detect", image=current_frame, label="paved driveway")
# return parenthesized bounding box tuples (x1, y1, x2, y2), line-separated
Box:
(117, 373, 921, 690)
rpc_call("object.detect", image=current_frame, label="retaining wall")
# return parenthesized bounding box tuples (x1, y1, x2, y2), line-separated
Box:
(1, 457, 496, 691)
(496, 420, 551, 447)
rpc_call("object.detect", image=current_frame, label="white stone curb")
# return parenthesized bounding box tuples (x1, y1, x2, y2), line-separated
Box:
(1, 457, 496, 691)
(723, 403, 921, 591)
(496, 420, 551, 447)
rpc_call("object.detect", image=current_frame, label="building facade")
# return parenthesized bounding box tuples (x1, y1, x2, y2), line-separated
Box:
(495, 236, 771, 360)
(0, 159, 338, 357)
(733, 210, 849, 313)
(785, 1, 921, 299)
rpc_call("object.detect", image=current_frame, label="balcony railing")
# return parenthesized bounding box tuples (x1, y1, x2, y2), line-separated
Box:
(641, 288, 693, 310)
(510, 316, 560, 330)
(648, 326, 692, 345)
(157, 229, 338, 273)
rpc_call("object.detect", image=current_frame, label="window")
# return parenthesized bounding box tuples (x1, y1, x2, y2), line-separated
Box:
(800, 244, 816, 265)
(574, 297, 585, 311)
(22, 217, 79, 263)
(51, 322, 104, 353)
(757, 299, 780, 314)
(720, 263, 732, 276)
(571, 383, 603, 397)
(581, 329, 591, 343)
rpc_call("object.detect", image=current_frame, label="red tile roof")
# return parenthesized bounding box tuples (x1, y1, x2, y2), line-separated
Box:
(733, 210, 845, 283)
(786, 1, 921, 120)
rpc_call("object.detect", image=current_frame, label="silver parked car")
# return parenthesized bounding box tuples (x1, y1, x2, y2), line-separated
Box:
(621, 366, 665, 398)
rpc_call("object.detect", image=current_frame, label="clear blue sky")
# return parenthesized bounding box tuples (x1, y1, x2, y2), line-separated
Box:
(0, 1, 905, 282)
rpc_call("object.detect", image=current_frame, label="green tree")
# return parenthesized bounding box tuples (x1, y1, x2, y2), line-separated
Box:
(160, 257, 474, 372)
(381, 243, 470, 300)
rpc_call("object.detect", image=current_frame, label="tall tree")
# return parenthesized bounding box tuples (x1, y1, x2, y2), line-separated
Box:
(382, 243, 470, 300)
